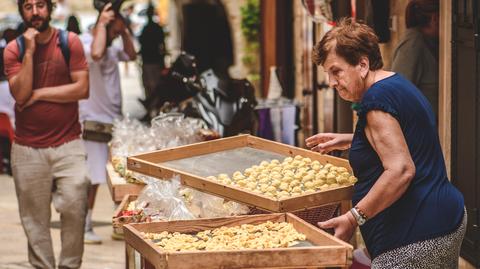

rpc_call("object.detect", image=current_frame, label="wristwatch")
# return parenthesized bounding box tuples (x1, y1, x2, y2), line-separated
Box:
(350, 206, 368, 226)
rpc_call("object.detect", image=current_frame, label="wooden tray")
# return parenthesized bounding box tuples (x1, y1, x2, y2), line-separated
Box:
(107, 162, 145, 203)
(127, 135, 353, 212)
(123, 213, 352, 269)
(112, 194, 139, 235)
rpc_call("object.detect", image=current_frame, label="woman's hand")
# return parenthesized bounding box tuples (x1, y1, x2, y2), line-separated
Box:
(318, 212, 357, 242)
(305, 133, 353, 154)
(98, 3, 115, 27)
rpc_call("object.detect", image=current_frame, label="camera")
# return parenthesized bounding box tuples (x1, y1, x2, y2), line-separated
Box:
(93, 0, 125, 13)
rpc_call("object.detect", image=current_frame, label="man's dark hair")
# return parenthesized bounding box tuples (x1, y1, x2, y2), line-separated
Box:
(405, 0, 439, 28)
(17, 0, 55, 18)
(146, 4, 154, 20)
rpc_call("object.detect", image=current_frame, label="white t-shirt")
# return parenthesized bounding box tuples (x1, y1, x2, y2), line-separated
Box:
(79, 33, 129, 123)
(0, 80, 15, 127)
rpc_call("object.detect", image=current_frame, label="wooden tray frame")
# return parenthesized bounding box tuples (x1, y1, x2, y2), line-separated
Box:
(124, 213, 352, 269)
(112, 194, 139, 234)
(107, 162, 145, 203)
(127, 135, 353, 212)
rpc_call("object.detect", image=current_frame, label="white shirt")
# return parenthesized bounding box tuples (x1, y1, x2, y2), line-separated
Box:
(0, 80, 15, 127)
(79, 33, 129, 123)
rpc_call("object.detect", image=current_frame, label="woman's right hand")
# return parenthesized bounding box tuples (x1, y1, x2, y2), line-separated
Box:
(305, 133, 353, 154)
(98, 3, 115, 27)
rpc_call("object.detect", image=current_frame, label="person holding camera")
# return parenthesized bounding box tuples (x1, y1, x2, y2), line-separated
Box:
(79, 2, 136, 244)
(3, 0, 90, 268)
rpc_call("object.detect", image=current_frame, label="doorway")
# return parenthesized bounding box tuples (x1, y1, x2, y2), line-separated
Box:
(452, 0, 480, 266)
(181, 0, 233, 78)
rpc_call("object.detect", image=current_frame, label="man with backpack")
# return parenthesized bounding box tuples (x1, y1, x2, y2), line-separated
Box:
(3, 0, 89, 268)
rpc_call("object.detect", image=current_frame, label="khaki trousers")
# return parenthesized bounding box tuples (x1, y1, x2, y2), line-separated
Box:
(11, 139, 89, 269)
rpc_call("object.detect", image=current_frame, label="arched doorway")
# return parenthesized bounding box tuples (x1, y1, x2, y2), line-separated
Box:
(181, 0, 234, 78)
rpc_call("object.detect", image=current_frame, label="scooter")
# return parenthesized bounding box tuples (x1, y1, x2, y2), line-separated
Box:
(139, 52, 200, 121)
(190, 69, 257, 137)
(140, 52, 257, 137)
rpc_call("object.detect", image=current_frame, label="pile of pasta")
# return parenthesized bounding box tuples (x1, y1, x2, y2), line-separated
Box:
(142, 221, 306, 251)
(207, 155, 357, 199)
(111, 156, 142, 184)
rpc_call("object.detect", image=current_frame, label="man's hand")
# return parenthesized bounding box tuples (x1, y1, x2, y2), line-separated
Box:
(305, 133, 353, 154)
(318, 212, 357, 242)
(98, 3, 115, 27)
(23, 28, 39, 55)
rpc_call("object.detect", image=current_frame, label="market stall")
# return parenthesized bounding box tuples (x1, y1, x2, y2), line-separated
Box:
(124, 213, 352, 269)
(127, 135, 354, 213)
(122, 134, 355, 268)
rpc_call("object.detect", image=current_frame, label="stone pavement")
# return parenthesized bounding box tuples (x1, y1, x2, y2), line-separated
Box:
(0, 62, 145, 269)
(0, 174, 125, 269)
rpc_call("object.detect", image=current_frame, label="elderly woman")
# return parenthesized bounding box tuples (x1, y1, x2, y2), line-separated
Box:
(306, 18, 465, 268)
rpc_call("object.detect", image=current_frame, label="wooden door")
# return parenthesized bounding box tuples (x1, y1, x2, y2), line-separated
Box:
(452, 0, 480, 266)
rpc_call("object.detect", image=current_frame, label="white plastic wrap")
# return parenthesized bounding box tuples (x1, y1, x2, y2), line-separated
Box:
(133, 176, 249, 221)
(111, 114, 250, 219)
(109, 114, 207, 184)
(110, 113, 205, 163)
(161, 147, 286, 177)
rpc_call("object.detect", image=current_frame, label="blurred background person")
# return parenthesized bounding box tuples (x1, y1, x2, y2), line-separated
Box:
(0, 29, 16, 127)
(79, 2, 136, 244)
(121, 2, 136, 76)
(122, 2, 136, 35)
(51, 0, 71, 28)
(66, 14, 82, 35)
(0, 29, 17, 176)
(5, 28, 19, 42)
(138, 3, 165, 103)
(391, 0, 439, 118)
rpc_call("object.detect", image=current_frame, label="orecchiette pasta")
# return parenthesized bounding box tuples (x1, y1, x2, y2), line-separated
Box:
(209, 155, 357, 199)
(143, 221, 306, 251)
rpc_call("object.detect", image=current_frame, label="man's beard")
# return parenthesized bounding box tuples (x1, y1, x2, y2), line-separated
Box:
(26, 15, 50, 32)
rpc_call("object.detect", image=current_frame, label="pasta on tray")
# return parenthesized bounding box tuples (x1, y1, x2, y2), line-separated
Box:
(207, 155, 357, 200)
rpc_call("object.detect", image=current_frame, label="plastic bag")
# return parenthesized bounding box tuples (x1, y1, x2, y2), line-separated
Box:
(134, 176, 195, 221)
(180, 187, 250, 219)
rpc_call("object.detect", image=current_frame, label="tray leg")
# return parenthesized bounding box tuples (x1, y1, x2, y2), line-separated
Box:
(126, 243, 136, 269)
(141, 257, 156, 269)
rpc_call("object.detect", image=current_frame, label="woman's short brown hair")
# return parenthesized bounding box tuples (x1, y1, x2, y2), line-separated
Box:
(312, 18, 383, 70)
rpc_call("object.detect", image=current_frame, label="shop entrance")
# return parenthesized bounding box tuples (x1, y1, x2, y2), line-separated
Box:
(181, 0, 233, 78)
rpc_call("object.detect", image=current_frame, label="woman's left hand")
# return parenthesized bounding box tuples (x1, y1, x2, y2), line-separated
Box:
(318, 212, 357, 242)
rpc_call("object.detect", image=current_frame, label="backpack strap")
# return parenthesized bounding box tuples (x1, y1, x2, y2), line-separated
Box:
(15, 29, 70, 66)
(15, 35, 25, 62)
(58, 29, 70, 66)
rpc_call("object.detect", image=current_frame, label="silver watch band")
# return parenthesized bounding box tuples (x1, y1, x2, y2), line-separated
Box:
(350, 207, 367, 226)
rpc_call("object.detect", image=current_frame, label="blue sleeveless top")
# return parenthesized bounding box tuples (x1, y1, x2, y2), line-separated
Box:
(349, 73, 464, 259)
